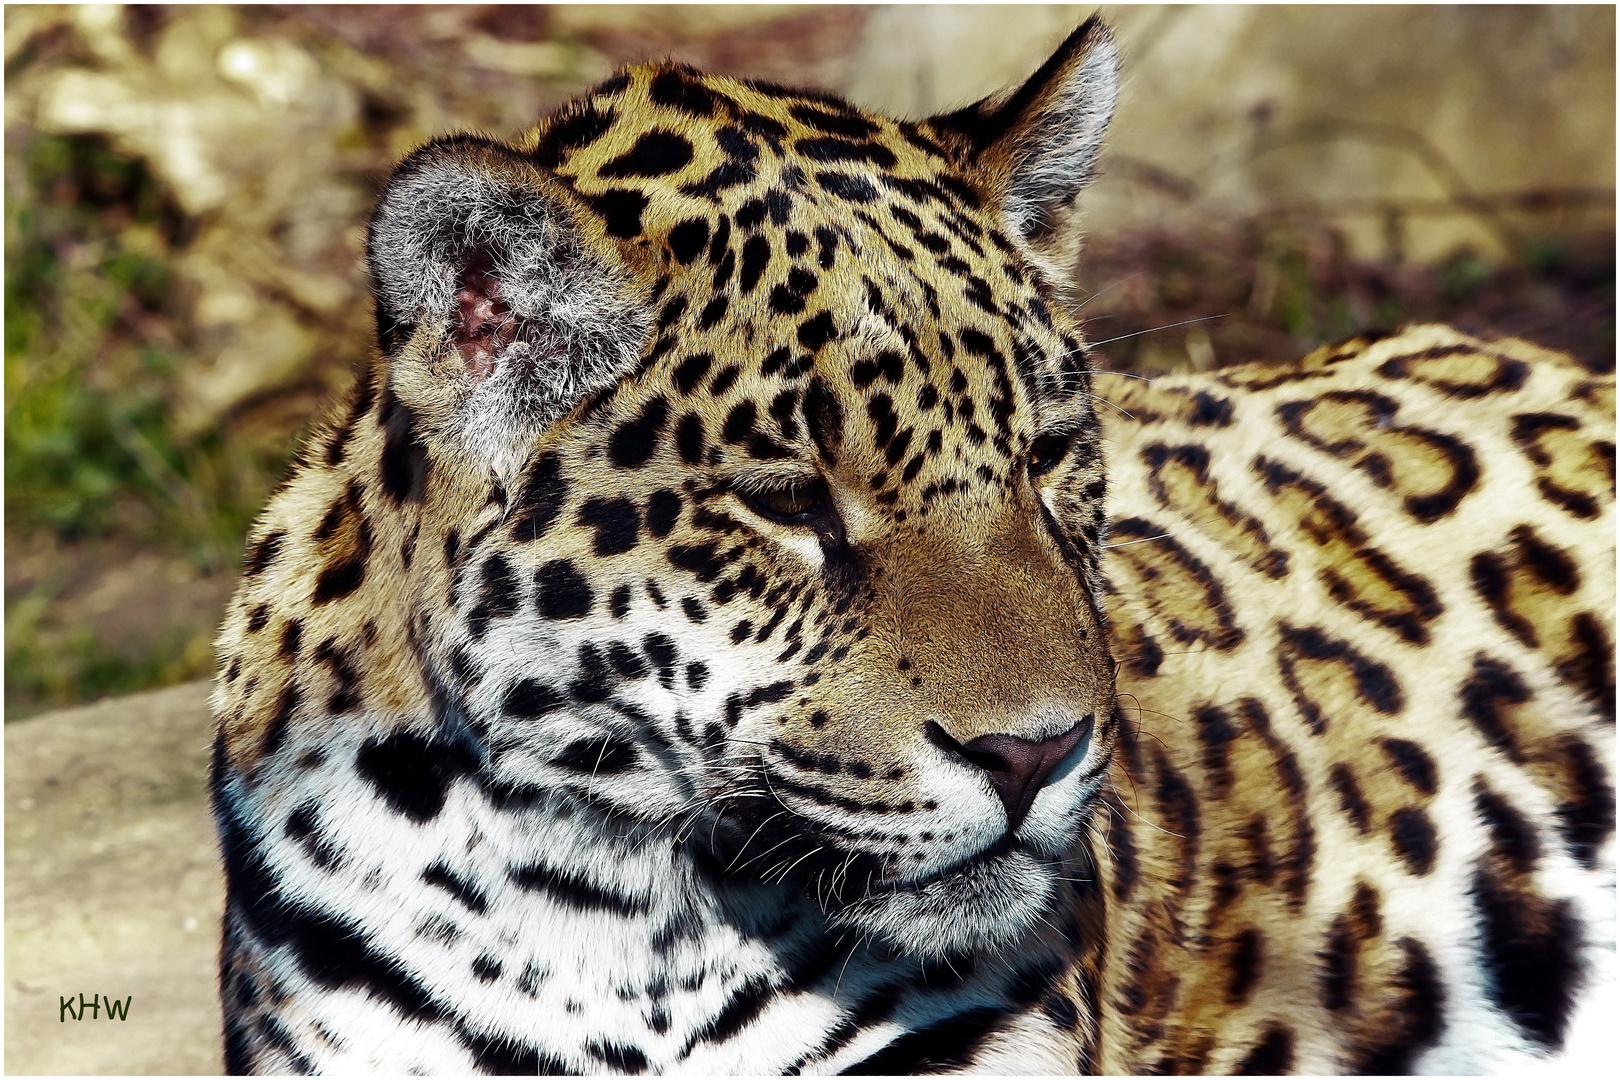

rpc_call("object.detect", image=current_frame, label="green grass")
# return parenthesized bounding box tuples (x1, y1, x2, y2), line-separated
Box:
(5, 134, 292, 717)
(5, 134, 290, 562)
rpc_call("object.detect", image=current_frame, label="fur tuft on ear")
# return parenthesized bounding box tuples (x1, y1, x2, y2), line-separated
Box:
(929, 17, 1118, 267)
(366, 134, 648, 478)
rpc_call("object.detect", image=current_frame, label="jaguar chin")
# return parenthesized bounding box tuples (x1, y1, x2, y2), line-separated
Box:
(829, 844, 1064, 959)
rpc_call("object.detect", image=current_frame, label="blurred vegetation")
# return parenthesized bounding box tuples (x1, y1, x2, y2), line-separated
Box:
(7, 132, 267, 554)
(4, 5, 1612, 719)
(4, 131, 264, 707)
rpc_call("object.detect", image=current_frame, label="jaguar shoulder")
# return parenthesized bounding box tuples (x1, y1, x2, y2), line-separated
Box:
(209, 16, 1614, 1075)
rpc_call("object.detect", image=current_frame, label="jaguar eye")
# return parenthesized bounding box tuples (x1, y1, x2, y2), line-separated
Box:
(1028, 432, 1074, 477)
(740, 478, 833, 526)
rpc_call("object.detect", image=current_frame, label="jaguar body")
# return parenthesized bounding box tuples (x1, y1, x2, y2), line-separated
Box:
(210, 20, 1614, 1073)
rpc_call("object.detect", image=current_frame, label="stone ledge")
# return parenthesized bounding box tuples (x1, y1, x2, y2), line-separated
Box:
(6, 680, 222, 1075)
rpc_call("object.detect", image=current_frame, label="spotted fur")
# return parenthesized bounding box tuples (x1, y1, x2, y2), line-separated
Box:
(1098, 326, 1613, 1072)
(211, 19, 1613, 1074)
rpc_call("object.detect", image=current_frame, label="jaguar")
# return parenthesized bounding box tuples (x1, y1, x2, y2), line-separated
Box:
(210, 18, 1614, 1073)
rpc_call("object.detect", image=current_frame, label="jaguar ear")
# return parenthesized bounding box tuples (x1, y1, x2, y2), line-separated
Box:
(929, 17, 1118, 267)
(366, 134, 649, 478)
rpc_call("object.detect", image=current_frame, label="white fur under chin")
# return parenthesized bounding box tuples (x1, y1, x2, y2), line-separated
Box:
(829, 849, 1056, 959)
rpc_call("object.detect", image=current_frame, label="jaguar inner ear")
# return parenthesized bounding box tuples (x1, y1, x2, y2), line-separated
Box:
(454, 257, 515, 379)
(365, 133, 649, 478)
(929, 17, 1118, 264)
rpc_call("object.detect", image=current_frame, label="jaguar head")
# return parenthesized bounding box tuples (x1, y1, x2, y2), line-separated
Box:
(362, 19, 1120, 957)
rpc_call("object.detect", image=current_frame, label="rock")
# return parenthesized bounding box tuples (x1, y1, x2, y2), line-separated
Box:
(843, 4, 1616, 263)
(549, 4, 818, 38)
(461, 34, 611, 82)
(5, 681, 222, 1075)
(172, 304, 317, 439)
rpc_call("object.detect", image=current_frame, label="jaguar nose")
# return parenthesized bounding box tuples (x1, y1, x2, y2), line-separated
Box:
(925, 717, 1092, 832)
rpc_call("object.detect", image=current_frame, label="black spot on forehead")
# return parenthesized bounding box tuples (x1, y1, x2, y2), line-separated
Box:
(813, 226, 839, 268)
(708, 216, 732, 263)
(766, 189, 793, 225)
(895, 120, 948, 158)
(789, 103, 879, 139)
(687, 162, 758, 201)
(711, 247, 737, 292)
(816, 172, 878, 204)
(722, 401, 758, 444)
(712, 132, 759, 178)
(795, 137, 898, 169)
(735, 197, 767, 230)
(676, 414, 705, 464)
(698, 294, 730, 330)
(649, 68, 720, 117)
(769, 267, 819, 315)
(646, 489, 682, 539)
(760, 347, 793, 377)
(878, 174, 949, 210)
(584, 188, 648, 240)
(599, 130, 695, 179)
(665, 222, 711, 271)
(768, 388, 801, 438)
(852, 351, 905, 389)
(737, 110, 788, 144)
(672, 353, 713, 395)
(533, 103, 617, 169)
(801, 377, 844, 464)
(797, 312, 837, 352)
(609, 397, 670, 469)
(740, 236, 771, 294)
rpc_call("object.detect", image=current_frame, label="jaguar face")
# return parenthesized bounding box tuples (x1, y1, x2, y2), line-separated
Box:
(366, 23, 1121, 956)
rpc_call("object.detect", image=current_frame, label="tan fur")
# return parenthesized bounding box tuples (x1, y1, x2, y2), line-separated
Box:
(1094, 325, 1614, 1071)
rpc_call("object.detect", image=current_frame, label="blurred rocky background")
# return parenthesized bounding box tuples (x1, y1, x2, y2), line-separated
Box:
(5, 4, 1615, 720)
